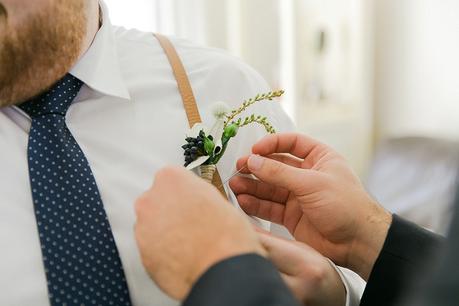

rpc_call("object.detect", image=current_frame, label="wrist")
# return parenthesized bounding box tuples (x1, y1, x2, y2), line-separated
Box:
(314, 260, 346, 306)
(349, 202, 392, 281)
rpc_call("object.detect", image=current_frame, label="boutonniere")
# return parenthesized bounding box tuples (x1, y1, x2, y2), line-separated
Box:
(182, 90, 285, 183)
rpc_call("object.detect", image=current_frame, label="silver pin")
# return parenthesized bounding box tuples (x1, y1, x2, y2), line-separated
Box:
(218, 165, 248, 188)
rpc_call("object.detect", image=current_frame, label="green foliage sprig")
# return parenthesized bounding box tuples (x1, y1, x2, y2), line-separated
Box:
(232, 115, 276, 134)
(183, 90, 285, 168)
(224, 90, 285, 129)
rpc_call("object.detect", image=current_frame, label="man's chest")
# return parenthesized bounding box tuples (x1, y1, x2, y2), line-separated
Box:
(0, 97, 192, 223)
(0, 100, 189, 305)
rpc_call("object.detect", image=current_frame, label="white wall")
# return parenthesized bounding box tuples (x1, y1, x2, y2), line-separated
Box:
(292, 0, 375, 175)
(374, 0, 459, 141)
(104, 0, 158, 31)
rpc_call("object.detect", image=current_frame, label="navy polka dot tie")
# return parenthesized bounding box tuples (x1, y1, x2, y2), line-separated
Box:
(20, 74, 132, 306)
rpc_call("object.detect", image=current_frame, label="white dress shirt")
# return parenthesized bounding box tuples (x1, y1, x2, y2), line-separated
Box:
(0, 1, 364, 305)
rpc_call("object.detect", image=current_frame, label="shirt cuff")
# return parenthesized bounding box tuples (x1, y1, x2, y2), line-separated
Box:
(330, 260, 366, 306)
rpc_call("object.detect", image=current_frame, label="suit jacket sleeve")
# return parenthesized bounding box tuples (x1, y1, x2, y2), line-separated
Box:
(360, 214, 445, 306)
(183, 254, 300, 306)
(410, 197, 459, 306)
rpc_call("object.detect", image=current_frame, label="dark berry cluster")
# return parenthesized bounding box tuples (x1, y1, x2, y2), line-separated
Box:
(182, 130, 213, 167)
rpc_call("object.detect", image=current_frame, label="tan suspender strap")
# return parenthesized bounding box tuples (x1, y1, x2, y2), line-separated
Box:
(154, 34, 202, 126)
(154, 33, 228, 199)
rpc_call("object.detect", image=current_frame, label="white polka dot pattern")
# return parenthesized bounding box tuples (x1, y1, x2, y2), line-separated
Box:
(19, 75, 132, 306)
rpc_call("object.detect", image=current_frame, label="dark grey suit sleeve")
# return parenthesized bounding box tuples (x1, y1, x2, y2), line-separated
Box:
(183, 254, 300, 306)
(411, 199, 459, 306)
(360, 215, 445, 306)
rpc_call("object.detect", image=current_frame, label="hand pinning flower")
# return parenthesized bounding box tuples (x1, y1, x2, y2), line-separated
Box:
(182, 90, 285, 182)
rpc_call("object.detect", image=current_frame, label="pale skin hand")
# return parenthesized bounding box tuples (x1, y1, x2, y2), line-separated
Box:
(134, 166, 266, 301)
(258, 231, 346, 306)
(230, 133, 392, 280)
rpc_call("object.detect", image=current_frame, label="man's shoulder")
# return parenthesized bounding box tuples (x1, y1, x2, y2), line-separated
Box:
(112, 26, 266, 86)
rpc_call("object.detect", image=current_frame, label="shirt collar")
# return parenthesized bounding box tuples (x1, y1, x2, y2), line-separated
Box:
(70, 1, 131, 100)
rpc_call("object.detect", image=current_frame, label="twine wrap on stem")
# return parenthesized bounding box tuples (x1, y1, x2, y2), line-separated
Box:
(200, 164, 217, 184)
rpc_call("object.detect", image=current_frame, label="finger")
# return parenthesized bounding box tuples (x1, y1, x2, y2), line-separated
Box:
(258, 232, 307, 275)
(236, 156, 252, 174)
(252, 133, 329, 166)
(237, 153, 304, 175)
(237, 194, 285, 224)
(253, 225, 271, 235)
(279, 273, 316, 304)
(279, 273, 302, 298)
(229, 175, 290, 204)
(246, 154, 315, 193)
(268, 153, 304, 169)
(134, 191, 155, 220)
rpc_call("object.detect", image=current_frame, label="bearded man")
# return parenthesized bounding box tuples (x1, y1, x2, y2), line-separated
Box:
(0, 1, 364, 305)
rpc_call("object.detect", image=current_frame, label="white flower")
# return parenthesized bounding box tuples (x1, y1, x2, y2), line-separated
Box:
(211, 101, 230, 120)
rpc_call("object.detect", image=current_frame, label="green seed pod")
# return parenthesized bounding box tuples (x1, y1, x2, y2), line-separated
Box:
(223, 124, 239, 138)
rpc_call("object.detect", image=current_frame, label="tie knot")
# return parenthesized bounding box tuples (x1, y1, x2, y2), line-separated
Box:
(19, 74, 83, 118)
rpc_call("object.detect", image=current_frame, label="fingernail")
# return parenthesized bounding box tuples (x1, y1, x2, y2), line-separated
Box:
(248, 155, 264, 171)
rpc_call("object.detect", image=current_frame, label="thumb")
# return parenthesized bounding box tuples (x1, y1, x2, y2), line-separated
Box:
(247, 154, 309, 193)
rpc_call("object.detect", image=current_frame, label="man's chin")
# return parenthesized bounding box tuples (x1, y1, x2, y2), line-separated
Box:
(1, 88, 40, 108)
(0, 84, 44, 108)
(0, 0, 86, 108)
(0, 2, 7, 19)
(0, 70, 69, 108)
